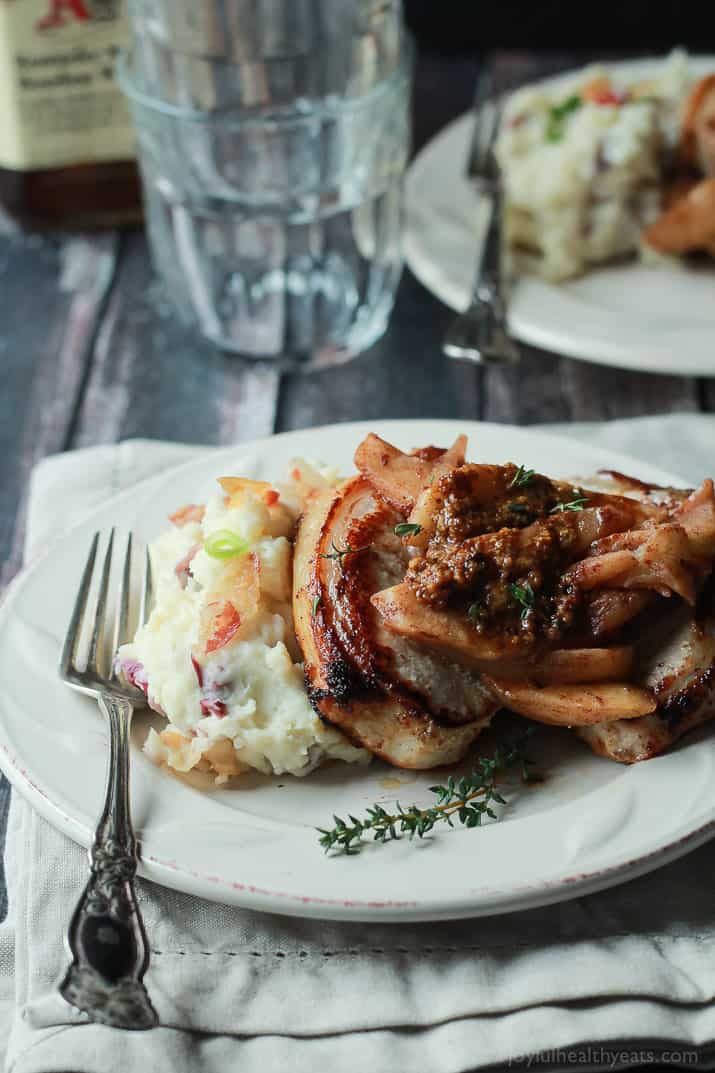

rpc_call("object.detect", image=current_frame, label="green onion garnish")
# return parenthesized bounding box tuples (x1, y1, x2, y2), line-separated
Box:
(204, 530, 250, 561)
(545, 95, 582, 142)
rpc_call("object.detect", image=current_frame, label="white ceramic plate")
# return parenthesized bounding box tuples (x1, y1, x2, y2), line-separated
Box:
(405, 57, 715, 376)
(1, 420, 715, 922)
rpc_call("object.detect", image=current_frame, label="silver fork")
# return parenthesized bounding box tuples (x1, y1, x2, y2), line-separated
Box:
(58, 530, 158, 1030)
(442, 68, 520, 365)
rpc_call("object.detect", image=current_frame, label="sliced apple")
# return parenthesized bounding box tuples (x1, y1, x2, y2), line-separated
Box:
(353, 433, 467, 513)
(372, 583, 519, 666)
(484, 678, 656, 726)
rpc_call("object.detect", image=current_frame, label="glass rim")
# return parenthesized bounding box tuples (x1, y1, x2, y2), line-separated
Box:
(116, 39, 414, 127)
(129, 2, 402, 64)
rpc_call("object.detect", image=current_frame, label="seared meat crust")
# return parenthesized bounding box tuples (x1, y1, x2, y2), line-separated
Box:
(293, 433, 715, 767)
(578, 585, 715, 762)
(293, 479, 497, 769)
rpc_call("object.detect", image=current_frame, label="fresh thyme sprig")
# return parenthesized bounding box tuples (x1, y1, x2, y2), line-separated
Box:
(319, 539, 371, 566)
(509, 465, 535, 489)
(317, 733, 536, 855)
(508, 580, 536, 620)
(394, 522, 423, 538)
(467, 601, 484, 627)
(551, 495, 589, 513)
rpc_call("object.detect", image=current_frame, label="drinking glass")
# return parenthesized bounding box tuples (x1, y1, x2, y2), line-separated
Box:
(128, 0, 404, 110)
(118, 11, 411, 369)
(119, 47, 410, 369)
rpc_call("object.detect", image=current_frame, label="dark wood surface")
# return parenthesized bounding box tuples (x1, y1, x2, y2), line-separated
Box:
(0, 49, 709, 930)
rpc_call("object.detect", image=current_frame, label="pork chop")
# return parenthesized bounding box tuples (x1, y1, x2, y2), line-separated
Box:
(292, 478, 498, 769)
(578, 587, 715, 762)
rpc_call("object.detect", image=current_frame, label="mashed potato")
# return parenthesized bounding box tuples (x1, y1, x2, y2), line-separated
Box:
(117, 467, 368, 783)
(496, 51, 689, 281)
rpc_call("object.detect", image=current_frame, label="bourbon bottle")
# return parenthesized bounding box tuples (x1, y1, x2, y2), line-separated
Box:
(0, 0, 140, 228)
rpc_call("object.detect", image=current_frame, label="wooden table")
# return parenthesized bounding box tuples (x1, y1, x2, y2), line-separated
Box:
(0, 50, 709, 917)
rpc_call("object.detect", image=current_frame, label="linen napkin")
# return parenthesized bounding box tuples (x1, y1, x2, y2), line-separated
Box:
(3, 414, 715, 1073)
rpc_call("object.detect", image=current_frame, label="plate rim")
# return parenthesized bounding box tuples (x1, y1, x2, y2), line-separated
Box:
(2, 418, 714, 922)
(405, 54, 715, 377)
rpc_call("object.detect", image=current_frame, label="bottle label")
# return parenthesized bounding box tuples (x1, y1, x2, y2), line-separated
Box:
(0, 0, 135, 171)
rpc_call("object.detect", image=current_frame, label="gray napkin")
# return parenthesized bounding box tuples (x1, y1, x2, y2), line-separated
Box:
(2, 415, 715, 1073)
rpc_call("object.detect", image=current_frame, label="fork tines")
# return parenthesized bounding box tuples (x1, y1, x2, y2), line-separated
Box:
(59, 530, 151, 700)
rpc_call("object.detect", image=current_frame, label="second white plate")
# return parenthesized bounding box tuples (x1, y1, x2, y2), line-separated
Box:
(404, 57, 715, 376)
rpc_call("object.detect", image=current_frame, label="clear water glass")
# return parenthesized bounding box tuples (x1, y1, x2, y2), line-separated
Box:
(128, 0, 404, 110)
(119, 44, 411, 368)
(126, 0, 400, 66)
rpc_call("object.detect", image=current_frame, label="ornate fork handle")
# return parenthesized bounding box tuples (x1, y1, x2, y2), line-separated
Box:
(60, 692, 158, 1030)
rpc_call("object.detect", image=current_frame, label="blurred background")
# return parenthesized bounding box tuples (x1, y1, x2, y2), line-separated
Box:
(403, 0, 710, 51)
(1, 0, 713, 585)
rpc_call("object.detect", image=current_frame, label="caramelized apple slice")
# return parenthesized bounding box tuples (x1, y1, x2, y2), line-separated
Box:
(534, 646, 634, 683)
(674, 479, 715, 559)
(371, 583, 633, 682)
(568, 523, 702, 604)
(587, 590, 652, 639)
(484, 679, 656, 726)
(372, 583, 518, 666)
(353, 433, 467, 513)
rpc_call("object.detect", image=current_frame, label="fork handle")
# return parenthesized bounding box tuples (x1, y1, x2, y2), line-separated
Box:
(473, 187, 506, 308)
(60, 692, 158, 1030)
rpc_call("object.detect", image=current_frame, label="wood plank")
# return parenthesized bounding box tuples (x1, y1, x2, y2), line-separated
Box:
(0, 204, 18, 238)
(482, 347, 573, 425)
(0, 232, 118, 587)
(72, 232, 280, 450)
(0, 772, 10, 919)
(560, 359, 698, 420)
(276, 269, 484, 431)
(483, 346, 699, 426)
(411, 51, 484, 155)
(696, 380, 715, 413)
